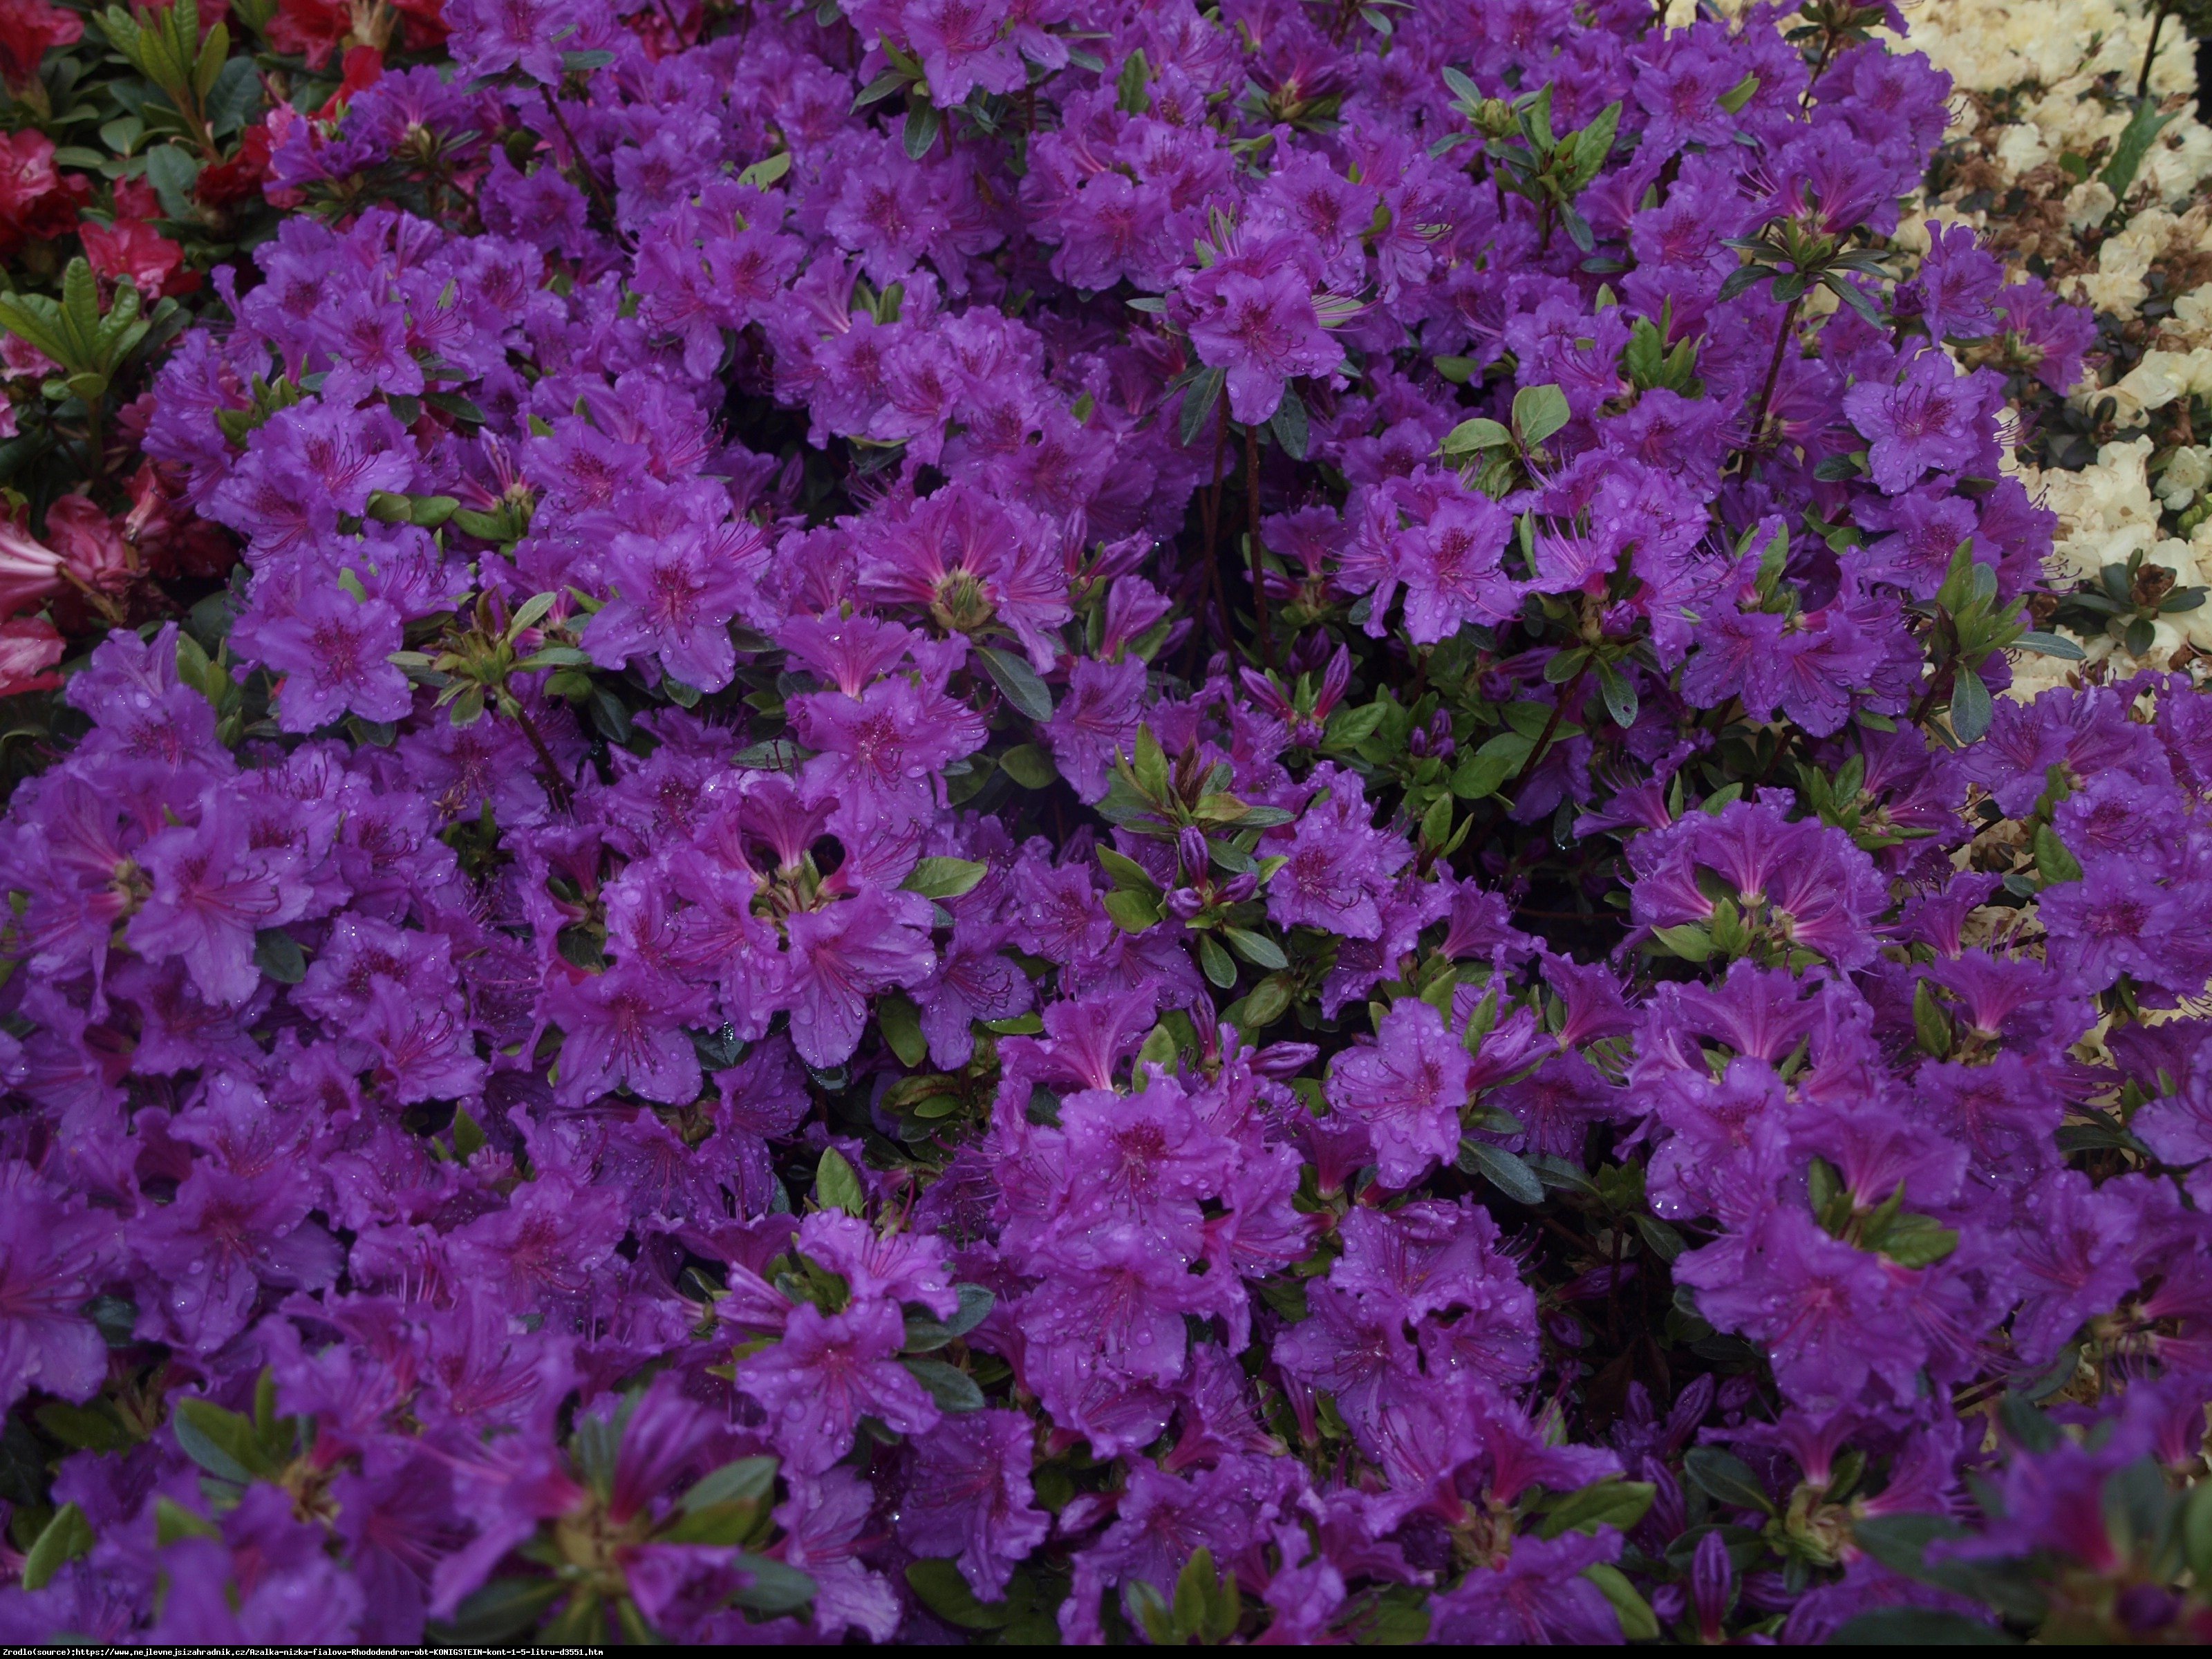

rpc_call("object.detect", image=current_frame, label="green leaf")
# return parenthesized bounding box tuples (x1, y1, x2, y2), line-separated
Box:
(2015, 629, 2086, 660)
(1830, 1609, 2016, 1644)
(1456, 1138, 1544, 1205)
(205, 54, 261, 139)
(1650, 923, 1713, 963)
(2032, 823, 2082, 885)
(1270, 385, 1310, 459)
(36, 1400, 132, 1453)
(1197, 930, 1238, 988)
(731, 1553, 818, 1615)
(1098, 847, 1161, 894)
(1450, 731, 1532, 799)
(1102, 889, 1161, 932)
(142, 144, 202, 221)
(814, 1148, 865, 1216)
(998, 743, 1057, 788)
(1949, 667, 1992, 743)
(170, 1398, 267, 1485)
(902, 96, 942, 159)
(906, 1558, 1014, 1630)
(1633, 1214, 1686, 1262)
(252, 927, 307, 984)
(1877, 1212, 1959, 1269)
(1511, 383, 1571, 448)
(1684, 1447, 1774, 1515)
(2184, 1479, 2212, 1585)
(21, 1503, 93, 1591)
(946, 1284, 995, 1338)
(1594, 658, 1636, 728)
(681, 1456, 778, 1513)
(1718, 71, 1760, 115)
(1536, 1479, 1656, 1540)
(1441, 416, 1515, 455)
(975, 645, 1053, 721)
(1585, 1562, 1658, 1642)
(2100, 97, 2178, 203)
(878, 991, 928, 1068)
(902, 1356, 986, 1412)
(433, 1577, 566, 1644)
(1912, 980, 1953, 1059)
(736, 151, 792, 188)
(1222, 926, 1288, 971)
(1116, 48, 1152, 114)
(154, 1497, 221, 1546)
(1179, 365, 1226, 447)
(901, 856, 988, 899)
(1850, 1513, 2047, 1620)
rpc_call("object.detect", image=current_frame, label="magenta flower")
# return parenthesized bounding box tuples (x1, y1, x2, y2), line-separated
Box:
(1325, 1000, 1472, 1189)
(736, 1298, 939, 1474)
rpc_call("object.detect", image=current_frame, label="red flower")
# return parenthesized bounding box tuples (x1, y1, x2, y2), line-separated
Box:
(79, 218, 188, 297)
(44, 494, 135, 596)
(0, 129, 87, 256)
(0, 517, 62, 618)
(265, 0, 349, 69)
(0, 614, 63, 696)
(315, 44, 384, 120)
(0, 0, 82, 89)
(195, 121, 274, 209)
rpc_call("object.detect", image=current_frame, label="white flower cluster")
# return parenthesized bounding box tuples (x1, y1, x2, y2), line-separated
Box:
(1895, 0, 2212, 691)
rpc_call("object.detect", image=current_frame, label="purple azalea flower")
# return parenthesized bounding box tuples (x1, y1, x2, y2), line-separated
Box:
(736, 1299, 939, 1474)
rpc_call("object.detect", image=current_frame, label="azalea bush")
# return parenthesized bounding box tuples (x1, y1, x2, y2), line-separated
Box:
(2, 0, 2212, 1646)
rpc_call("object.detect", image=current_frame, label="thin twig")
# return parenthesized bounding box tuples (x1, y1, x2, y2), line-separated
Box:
(2140, 2, 2171, 99)
(540, 88, 620, 229)
(1743, 292, 1804, 460)
(1245, 421, 1275, 669)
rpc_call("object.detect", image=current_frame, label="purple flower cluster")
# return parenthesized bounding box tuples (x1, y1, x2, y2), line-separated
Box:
(0, 0, 2204, 1647)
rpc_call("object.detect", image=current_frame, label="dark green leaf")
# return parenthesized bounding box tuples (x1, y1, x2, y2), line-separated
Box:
(1535, 1479, 1656, 1540)
(1270, 386, 1309, 459)
(439, 1578, 567, 1645)
(205, 54, 261, 139)
(169, 1398, 265, 1485)
(1221, 926, 1288, 971)
(815, 1148, 865, 1216)
(1197, 930, 1238, 988)
(142, 144, 201, 220)
(2015, 630, 2086, 660)
(1633, 1214, 1686, 1262)
(1684, 1447, 1773, 1515)
(902, 1356, 986, 1413)
(902, 856, 989, 899)
(1179, 366, 1226, 447)
(1949, 668, 1992, 743)
(1586, 1562, 1658, 1642)
(1512, 383, 1571, 447)
(82, 1295, 138, 1349)
(975, 646, 1053, 721)
(35, 1401, 131, 1453)
(252, 927, 306, 984)
(682, 1456, 778, 1513)
(902, 97, 941, 159)
(1830, 1609, 2016, 1644)
(2101, 97, 2177, 203)
(878, 992, 928, 1068)
(21, 1502, 93, 1591)
(731, 1553, 817, 1615)
(946, 1283, 995, 1338)
(1456, 1138, 1544, 1205)
(997, 743, 1057, 788)
(906, 1558, 1014, 1629)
